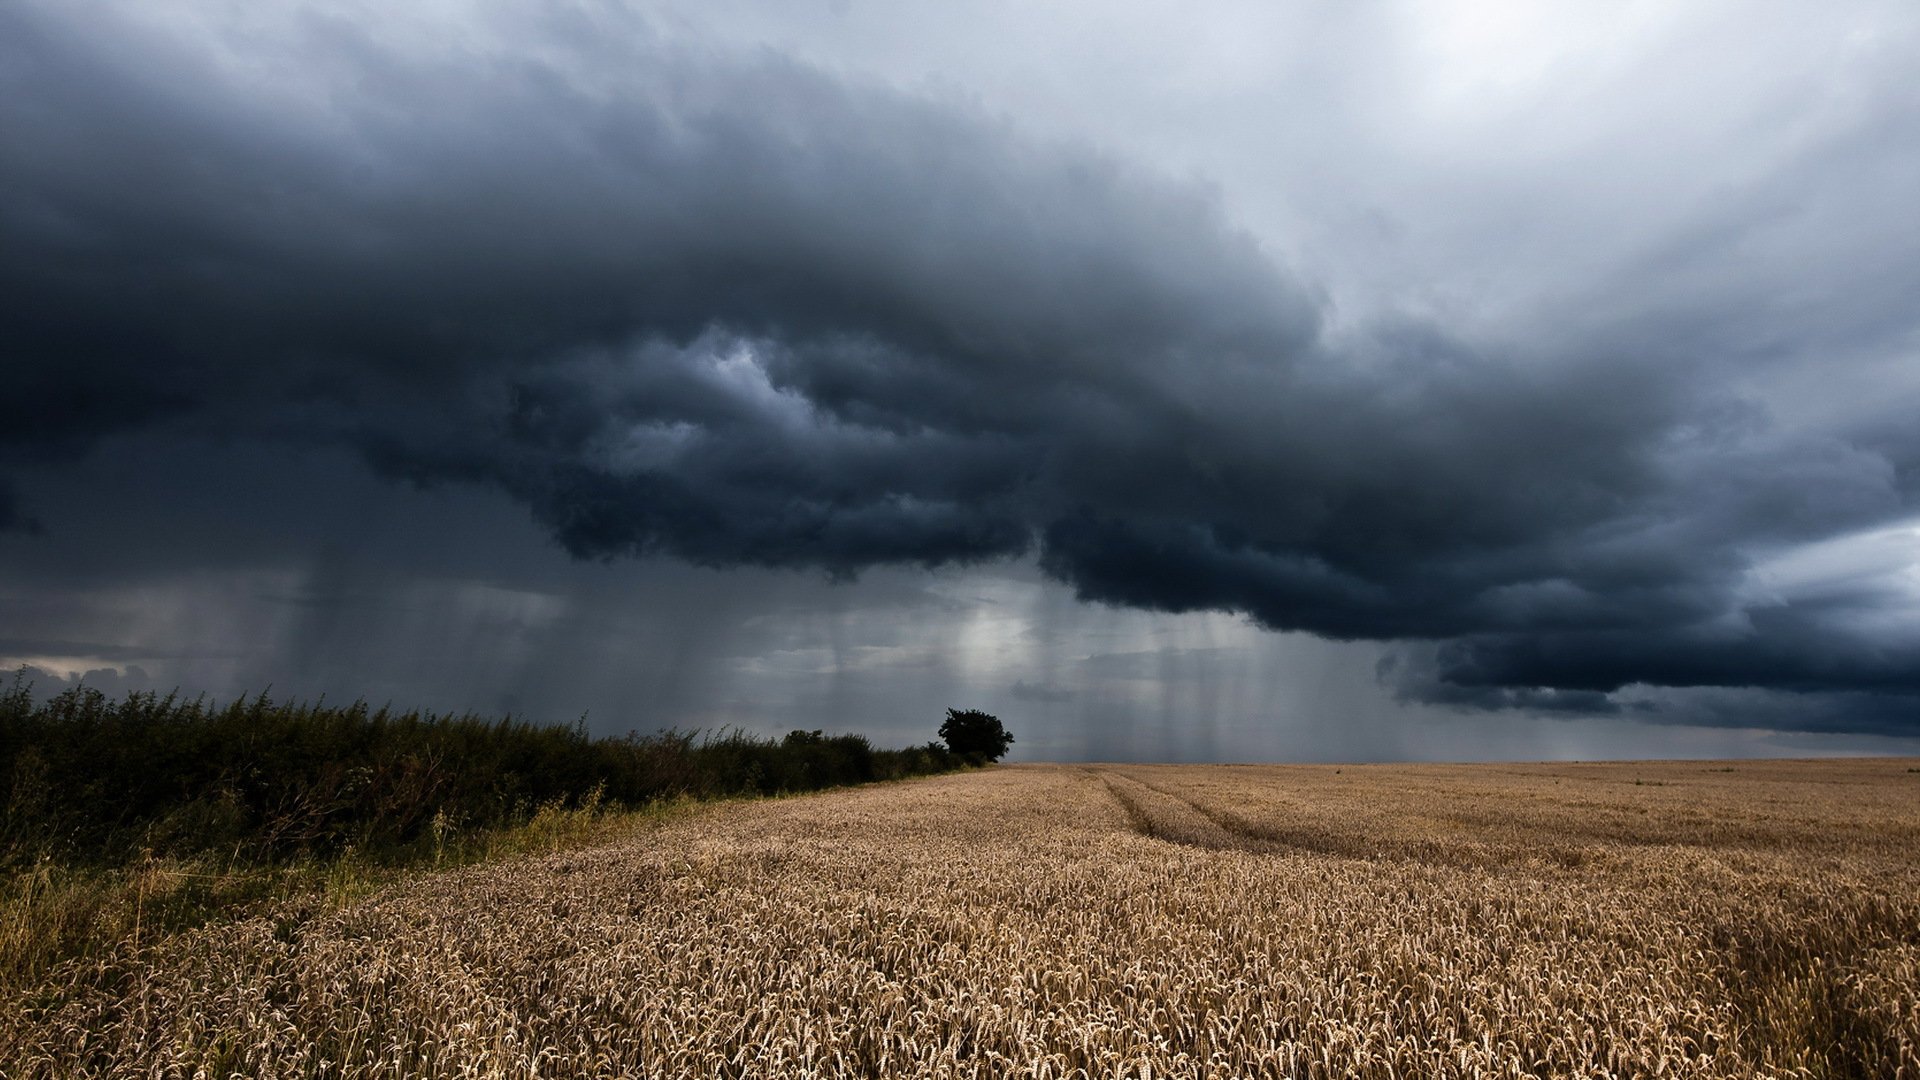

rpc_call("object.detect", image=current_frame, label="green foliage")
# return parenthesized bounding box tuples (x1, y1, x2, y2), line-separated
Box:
(938, 708, 1014, 764)
(0, 669, 971, 995)
(0, 669, 965, 871)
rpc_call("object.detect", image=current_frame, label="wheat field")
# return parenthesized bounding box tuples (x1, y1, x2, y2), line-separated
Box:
(4, 760, 1917, 1078)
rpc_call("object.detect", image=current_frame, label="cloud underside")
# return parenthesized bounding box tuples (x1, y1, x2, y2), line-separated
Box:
(2, 4, 1917, 732)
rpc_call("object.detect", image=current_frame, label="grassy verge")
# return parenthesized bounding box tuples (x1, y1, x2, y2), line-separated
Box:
(1, 793, 675, 998)
(1, 671, 969, 998)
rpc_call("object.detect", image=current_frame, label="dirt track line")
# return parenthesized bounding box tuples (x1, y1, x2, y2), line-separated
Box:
(1094, 773, 1162, 839)
(1083, 768, 1270, 852)
(1110, 769, 1277, 846)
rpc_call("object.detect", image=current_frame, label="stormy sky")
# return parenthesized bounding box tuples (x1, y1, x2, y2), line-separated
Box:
(4, 0, 1919, 760)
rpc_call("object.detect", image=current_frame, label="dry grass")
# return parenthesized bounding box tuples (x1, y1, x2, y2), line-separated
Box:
(0, 791, 664, 1000)
(4, 760, 1917, 1077)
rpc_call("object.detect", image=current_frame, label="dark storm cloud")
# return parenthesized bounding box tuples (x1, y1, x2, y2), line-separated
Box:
(3, 2, 1917, 732)
(0, 638, 234, 663)
(0, 480, 40, 535)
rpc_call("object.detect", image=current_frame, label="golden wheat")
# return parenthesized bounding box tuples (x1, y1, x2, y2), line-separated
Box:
(4, 760, 1916, 1077)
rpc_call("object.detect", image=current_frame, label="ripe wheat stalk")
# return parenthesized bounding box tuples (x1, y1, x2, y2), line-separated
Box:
(4, 760, 1916, 1078)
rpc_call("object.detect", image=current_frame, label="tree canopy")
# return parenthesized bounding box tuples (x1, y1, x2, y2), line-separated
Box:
(939, 708, 1014, 763)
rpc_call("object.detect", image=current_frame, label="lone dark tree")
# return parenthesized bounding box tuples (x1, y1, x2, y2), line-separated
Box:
(939, 708, 1014, 764)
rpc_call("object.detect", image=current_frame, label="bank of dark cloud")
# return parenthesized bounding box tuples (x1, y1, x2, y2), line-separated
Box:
(2, 3, 1916, 733)
(0, 481, 37, 535)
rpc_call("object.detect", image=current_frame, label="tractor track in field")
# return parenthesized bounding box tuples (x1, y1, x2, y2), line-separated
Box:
(1087, 767, 1280, 852)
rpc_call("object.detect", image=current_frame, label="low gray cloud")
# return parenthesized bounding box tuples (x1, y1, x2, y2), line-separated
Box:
(3, 1, 1918, 738)
(13, 665, 159, 702)
(1010, 681, 1075, 704)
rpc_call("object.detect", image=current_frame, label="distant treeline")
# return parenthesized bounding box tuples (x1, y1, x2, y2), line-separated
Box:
(0, 674, 965, 869)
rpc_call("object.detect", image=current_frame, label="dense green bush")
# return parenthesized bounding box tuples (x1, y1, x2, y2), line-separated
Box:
(0, 672, 964, 869)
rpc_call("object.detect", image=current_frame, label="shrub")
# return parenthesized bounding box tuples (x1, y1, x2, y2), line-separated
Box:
(0, 670, 965, 871)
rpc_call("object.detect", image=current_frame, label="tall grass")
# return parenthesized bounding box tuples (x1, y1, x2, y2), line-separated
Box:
(0, 670, 964, 994)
